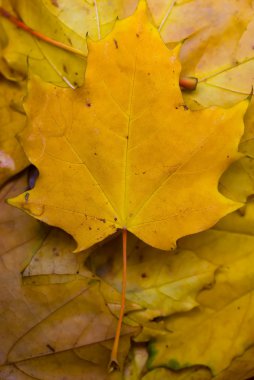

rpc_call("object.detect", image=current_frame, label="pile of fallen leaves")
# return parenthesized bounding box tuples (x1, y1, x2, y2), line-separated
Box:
(1, 1, 254, 379)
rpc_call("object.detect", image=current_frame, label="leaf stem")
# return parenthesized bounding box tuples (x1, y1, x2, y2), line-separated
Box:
(0, 7, 86, 57)
(179, 76, 198, 91)
(109, 228, 127, 371)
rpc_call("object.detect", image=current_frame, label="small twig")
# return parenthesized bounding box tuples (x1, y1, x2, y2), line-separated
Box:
(179, 76, 198, 91)
(0, 7, 86, 57)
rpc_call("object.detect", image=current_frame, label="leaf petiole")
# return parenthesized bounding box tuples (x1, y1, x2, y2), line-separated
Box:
(0, 7, 86, 57)
(109, 228, 127, 372)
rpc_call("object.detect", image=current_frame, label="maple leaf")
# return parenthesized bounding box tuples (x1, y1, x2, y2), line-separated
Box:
(137, 202, 254, 375)
(9, 1, 247, 252)
(156, 0, 254, 158)
(87, 234, 216, 321)
(0, 0, 86, 86)
(2, 0, 254, 375)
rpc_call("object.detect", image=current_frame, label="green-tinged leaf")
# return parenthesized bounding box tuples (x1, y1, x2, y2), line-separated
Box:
(138, 204, 254, 375)
(87, 233, 215, 321)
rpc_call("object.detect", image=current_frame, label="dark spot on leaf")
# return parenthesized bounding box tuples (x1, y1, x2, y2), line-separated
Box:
(76, 270, 79, 274)
(25, 193, 29, 202)
(227, 155, 230, 158)
(237, 306, 240, 310)
(89, 226, 92, 230)
(147, 72, 150, 75)
(86, 102, 91, 107)
(99, 218, 106, 223)
(152, 316, 164, 322)
(136, 33, 139, 38)
(75, 72, 78, 75)
(67, 37, 72, 46)
(46, 344, 55, 352)
(114, 217, 118, 221)
(175, 106, 178, 109)
(183, 105, 189, 110)
(73, 81, 78, 86)
(114, 39, 118, 49)
(141, 272, 147, 278)
(126, 135, 129, 140)
(63, 64, 68, 74)
(142, 171, 146, 174)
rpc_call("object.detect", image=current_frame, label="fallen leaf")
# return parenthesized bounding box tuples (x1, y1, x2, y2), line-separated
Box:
(9, 1, 247, 252)
(0, 336, 131, 380)
(147, 0, 254, 159)
(43, 0, 138, 40)
(87, 233, 215, 321)
(0, 0, 86, 87)
(0, 173, 137, 378)
(148, 0, 253, 80)
(0, 76, 28, 186)
(140, 203, 254, 375)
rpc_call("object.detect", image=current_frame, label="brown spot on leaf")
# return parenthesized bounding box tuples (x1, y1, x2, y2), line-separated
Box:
(25, 193, 29, 202)
(46, 344, 55, 352)
(114, 39, 118, 49)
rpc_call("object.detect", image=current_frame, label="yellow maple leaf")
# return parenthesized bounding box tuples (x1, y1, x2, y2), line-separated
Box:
(9, 1, 247, 252)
